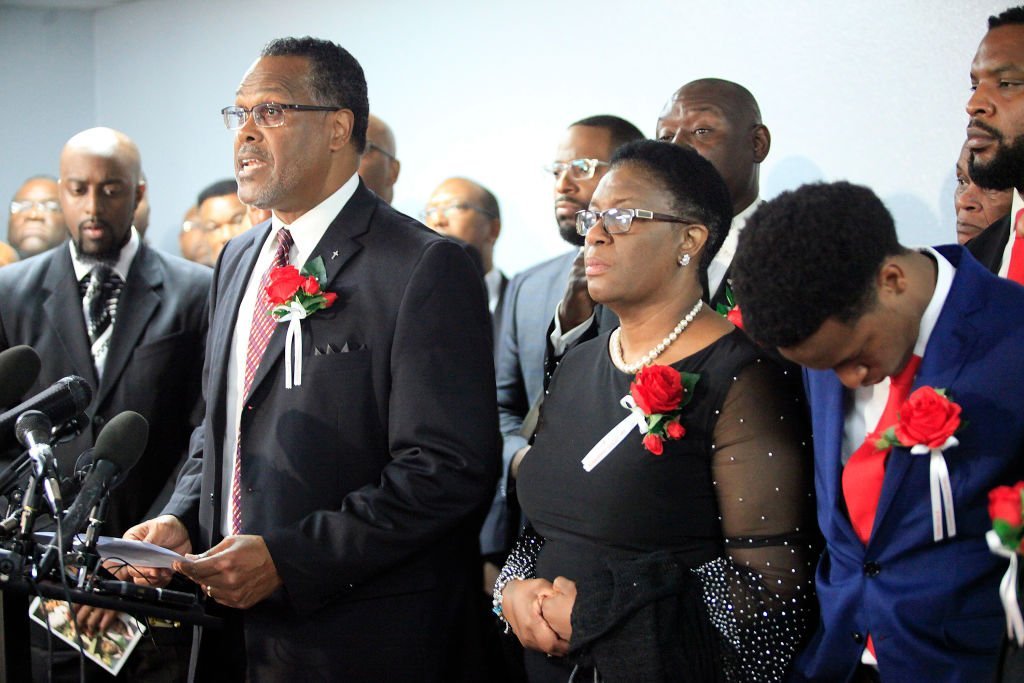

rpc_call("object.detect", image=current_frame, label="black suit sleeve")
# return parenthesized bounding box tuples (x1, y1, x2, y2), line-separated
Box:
(261, 240, 500, 614)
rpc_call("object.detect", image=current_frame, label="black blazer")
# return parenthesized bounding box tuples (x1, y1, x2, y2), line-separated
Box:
(0, 243, 210, 536)
(966, 213, 1011, 275)
(165, 181, 500, 681)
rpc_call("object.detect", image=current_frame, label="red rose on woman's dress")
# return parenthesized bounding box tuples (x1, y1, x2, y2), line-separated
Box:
(893, 386, 962, 449)
(642, 433, 664, 455)
(989, 483, 1024, 527)
(266, 266, 305, 305)
(630, 365, 683, 415)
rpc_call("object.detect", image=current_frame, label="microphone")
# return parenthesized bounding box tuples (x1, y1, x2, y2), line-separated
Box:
(0, 375, 93, 453)
(0, 345, 41, 410)
(15, 411, 62, 515)
(34, 411, 148, 579)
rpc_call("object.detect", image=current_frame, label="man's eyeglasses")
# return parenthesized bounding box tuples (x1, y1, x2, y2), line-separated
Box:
(575, 208, 694, 237)
(544, 158, 610, 181)
(420, 203, 496, 222)
(221, 102, 342, 130)
(183, 217, 247, 233)
(10, 200, 61, 214)
(365, 142, 397, 162)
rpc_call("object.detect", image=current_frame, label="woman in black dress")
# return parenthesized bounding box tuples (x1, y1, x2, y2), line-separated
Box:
(493, 141, 817, 682)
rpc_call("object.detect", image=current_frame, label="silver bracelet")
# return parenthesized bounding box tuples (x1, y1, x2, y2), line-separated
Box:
(492, 573, 526, 631)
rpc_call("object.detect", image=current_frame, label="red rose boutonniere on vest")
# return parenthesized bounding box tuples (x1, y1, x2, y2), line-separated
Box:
(876, 386, 963, 541)
(266, 256, 336, 389)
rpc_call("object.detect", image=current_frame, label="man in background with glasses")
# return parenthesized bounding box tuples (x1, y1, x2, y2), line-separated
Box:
(358, 113, 400, 204)
(7, 175, 68, 258)
(422, 177, 505, 331)
(126, 37, 498, 682)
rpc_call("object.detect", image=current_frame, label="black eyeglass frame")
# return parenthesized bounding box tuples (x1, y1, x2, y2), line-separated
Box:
(365, 141, 397, 162)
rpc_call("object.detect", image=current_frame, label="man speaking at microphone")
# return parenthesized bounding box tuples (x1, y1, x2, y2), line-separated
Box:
(0, 127, 210, 681)
(126, 37, 498, 681)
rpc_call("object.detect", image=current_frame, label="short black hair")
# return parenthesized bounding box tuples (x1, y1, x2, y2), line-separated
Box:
(609, 140, 732, 272)
(990, 6, 1024, 28)
(261, 36, 369, 153)
(197, 179, 238, 208)
(731, 181, 906, 348)
(571, 115, 645, 152)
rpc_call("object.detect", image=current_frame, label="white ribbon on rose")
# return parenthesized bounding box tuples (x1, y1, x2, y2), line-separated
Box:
(581, 395, 648, 472)
(274, 300, 309, 390)
(909, 435, 958, 542)
(987, 529, 1024, 646)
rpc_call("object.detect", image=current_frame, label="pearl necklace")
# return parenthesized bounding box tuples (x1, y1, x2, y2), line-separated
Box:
(610, 299, 704, 374)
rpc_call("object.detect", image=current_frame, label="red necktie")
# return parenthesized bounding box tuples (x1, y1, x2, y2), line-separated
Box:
(842, 354, 922, 545)
(230, 227, 293, 535)
(1006, 209, 1024, 285)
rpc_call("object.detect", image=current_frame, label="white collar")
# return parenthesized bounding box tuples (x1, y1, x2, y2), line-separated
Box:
(270, 173, 360, 264)
(914, 246, 955, 357)
(69, 227, 141, 283)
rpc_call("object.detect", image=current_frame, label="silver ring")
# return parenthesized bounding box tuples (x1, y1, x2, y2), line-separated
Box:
(205, 585, 213, 597)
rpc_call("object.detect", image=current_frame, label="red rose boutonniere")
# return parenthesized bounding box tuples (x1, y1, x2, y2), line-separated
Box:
(580, 364, 701, 472)
(266, 256, 336, 389)
(629, 365, 699, 455)
(715, 286, 744, 330)
(267, 256, 337, 319)
(987, 482, 1024, 646)
(876, 386, 963, 541)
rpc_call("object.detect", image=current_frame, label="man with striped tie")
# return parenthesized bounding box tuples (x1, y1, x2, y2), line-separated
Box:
(0, 127, 210, 681)
(965, 7, 1024, 281)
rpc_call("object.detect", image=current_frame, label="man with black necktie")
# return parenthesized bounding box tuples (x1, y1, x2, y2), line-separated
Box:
(965, 7, 1024, 281)
(0, 127, 209, 681)
(126, 37, 498, 682)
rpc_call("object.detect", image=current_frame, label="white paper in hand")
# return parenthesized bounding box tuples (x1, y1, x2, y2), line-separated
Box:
(33, 533, 186, 569)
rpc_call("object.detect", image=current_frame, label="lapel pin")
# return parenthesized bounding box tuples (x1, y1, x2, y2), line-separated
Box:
(331, 250, 339, 260)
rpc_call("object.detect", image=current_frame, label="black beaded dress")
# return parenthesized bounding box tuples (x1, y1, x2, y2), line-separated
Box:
(502, 329, 818, 682)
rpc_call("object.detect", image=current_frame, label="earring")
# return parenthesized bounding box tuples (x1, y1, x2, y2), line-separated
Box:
(677, 253, 691, 267)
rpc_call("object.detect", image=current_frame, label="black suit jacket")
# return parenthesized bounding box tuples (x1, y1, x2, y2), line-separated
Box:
(165, 181, 499, 681)
(0, 243, 210, 536)
(966, 213, 1011, 275)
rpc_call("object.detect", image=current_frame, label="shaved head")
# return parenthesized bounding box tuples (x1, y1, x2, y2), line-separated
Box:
(359, 114, 400, 203)
(59, 127, 145, 262)
(656, 78, 770, 214)
(423, 177, 500, 273)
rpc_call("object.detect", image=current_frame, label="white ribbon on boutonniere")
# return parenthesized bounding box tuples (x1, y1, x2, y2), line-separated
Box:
(276, 300, 309, 389)
(910, 435, 959, 542)
(266, 255, 337, 390)
(877, 386, 963, 542)
(987, 529, 1024, 646)
(580, 395, 648, 472)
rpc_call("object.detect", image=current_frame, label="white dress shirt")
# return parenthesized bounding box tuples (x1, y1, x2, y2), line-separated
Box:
(69, 228, 141, 381)
(484, 267, 504, 313)
(220, 174, 360, 535)
(706, 197, 760, 300)
(997, 189, 1024, 279)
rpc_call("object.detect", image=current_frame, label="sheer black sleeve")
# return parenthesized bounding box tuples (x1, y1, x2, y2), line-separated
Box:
(697, 357, 818, 681)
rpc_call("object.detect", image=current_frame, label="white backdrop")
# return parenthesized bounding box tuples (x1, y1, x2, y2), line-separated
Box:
(0, 0, 1010, 275)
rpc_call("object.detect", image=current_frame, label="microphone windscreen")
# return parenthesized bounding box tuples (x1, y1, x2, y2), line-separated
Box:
(93, 411, 148, 472)
(0, 345, 41, 409)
